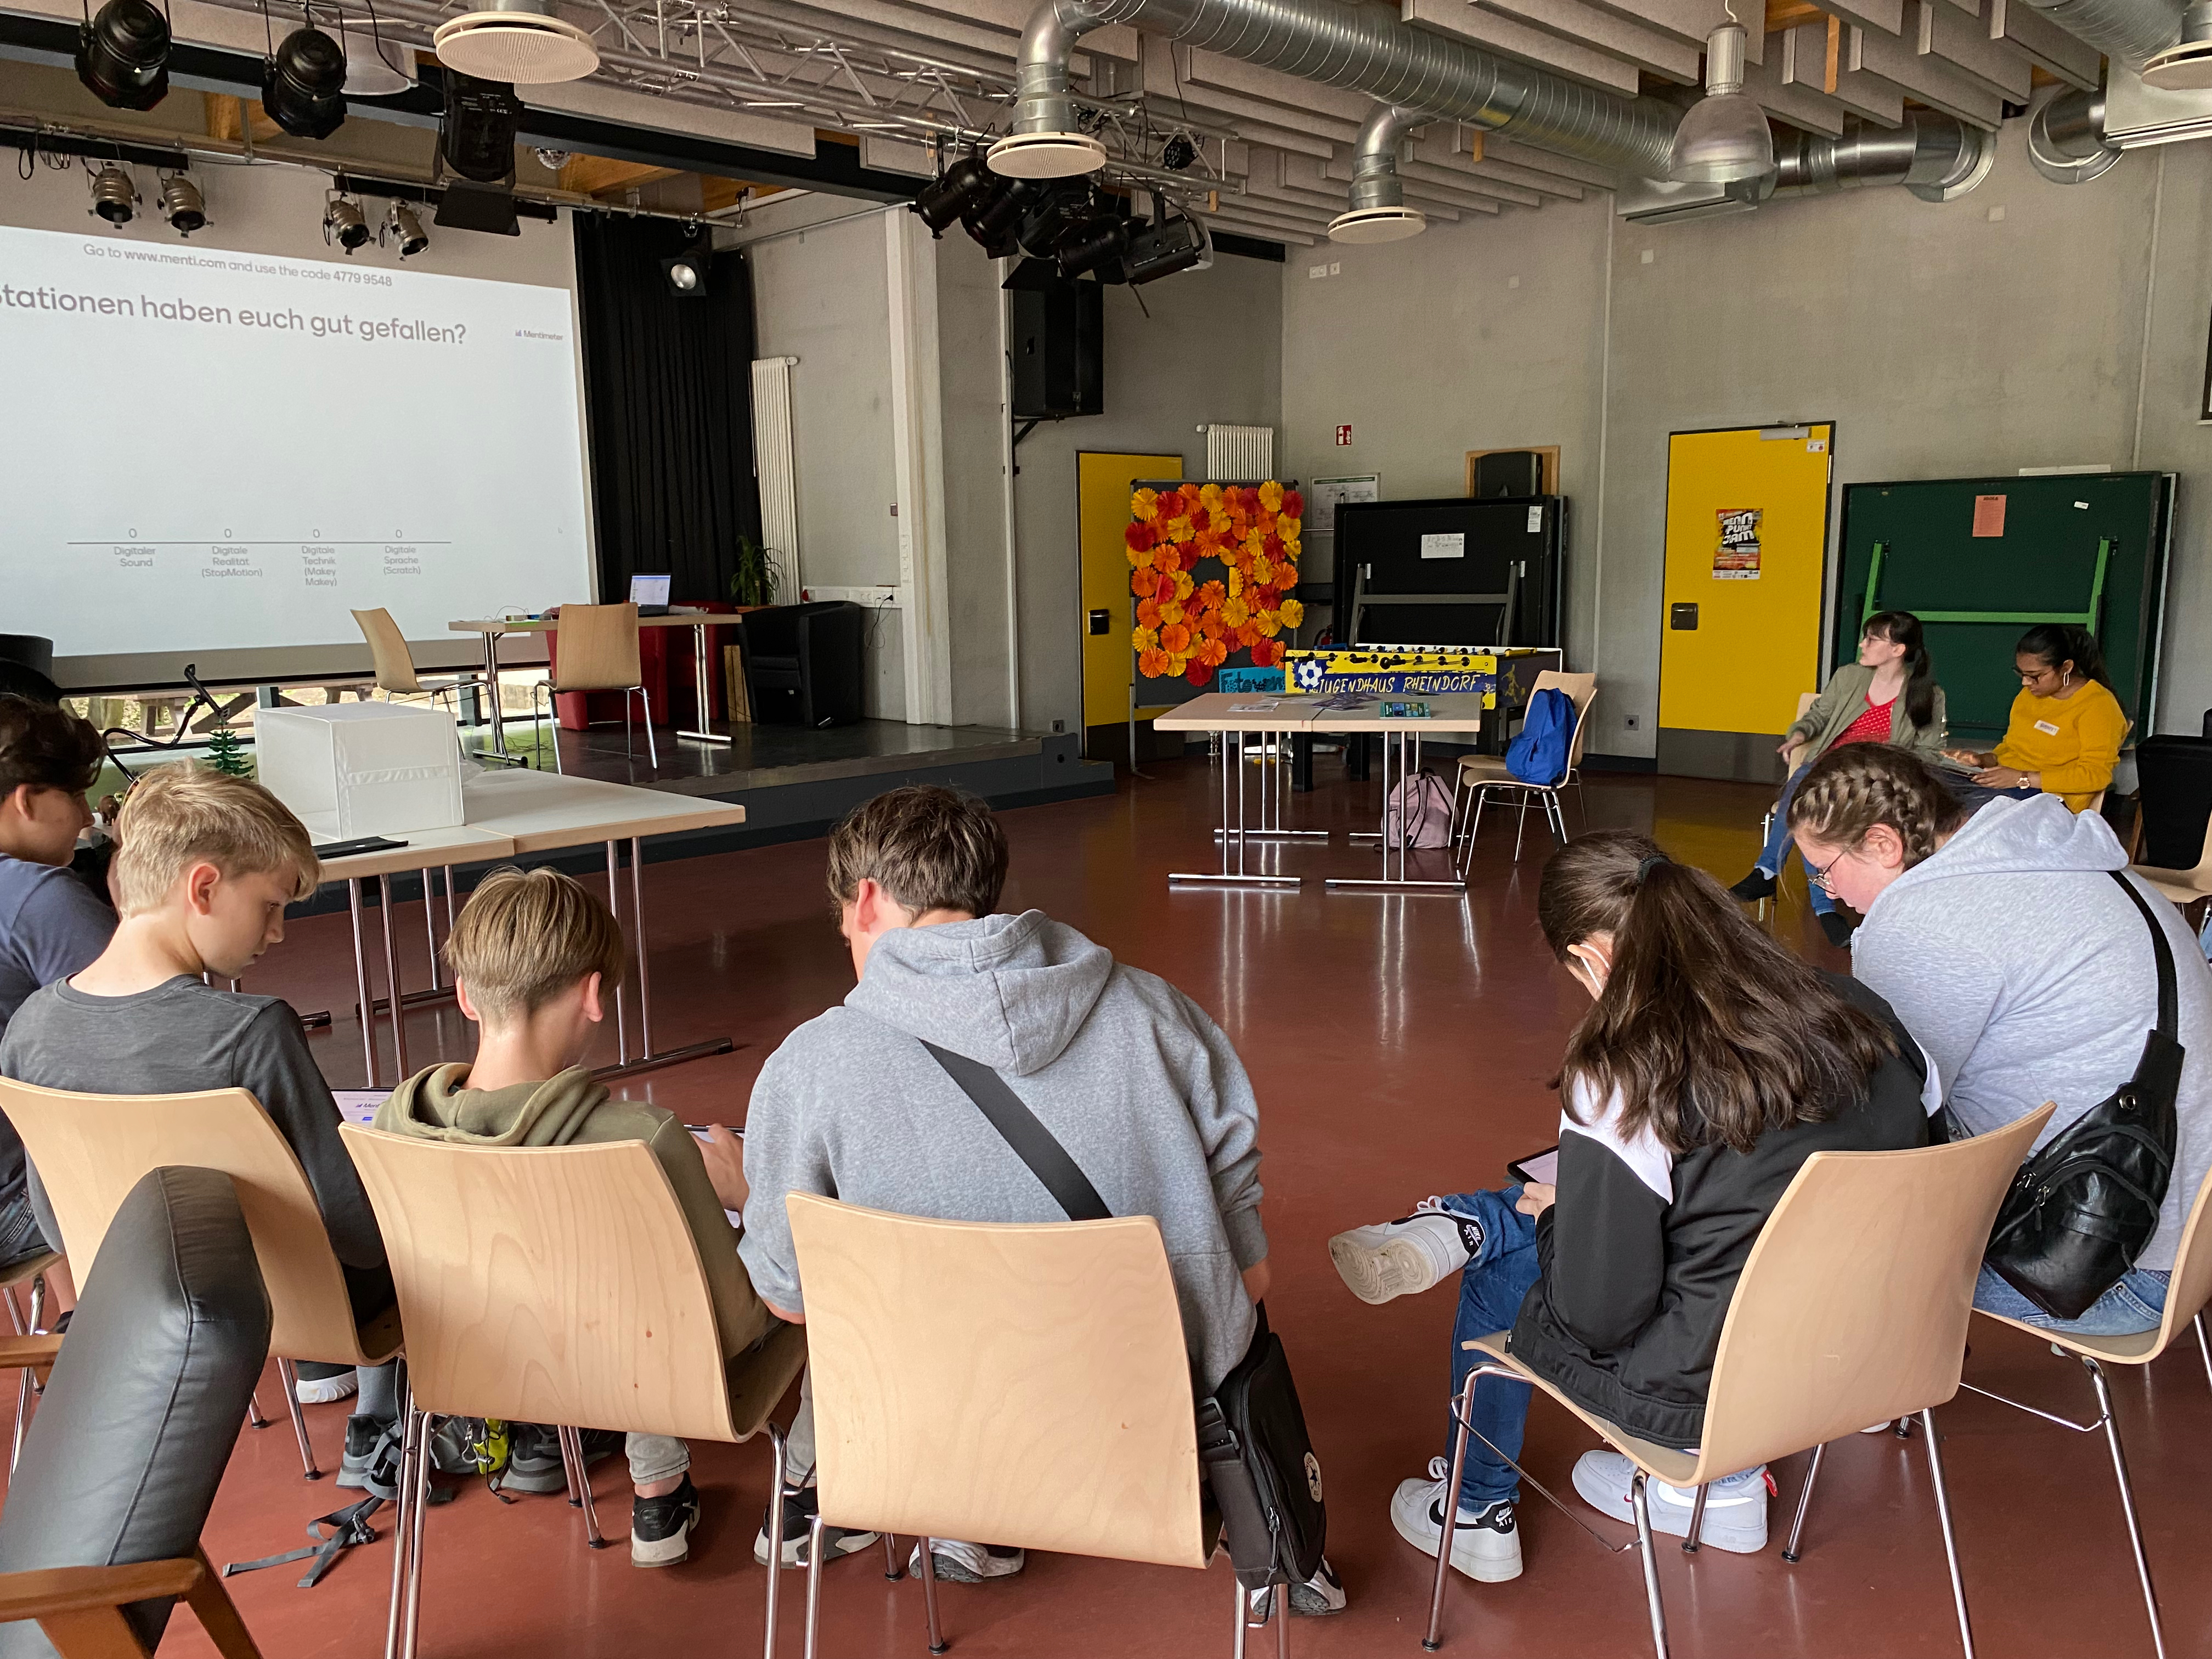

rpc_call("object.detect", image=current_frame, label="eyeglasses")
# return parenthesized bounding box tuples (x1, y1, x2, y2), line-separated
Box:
(1808, 851, 1844, 894)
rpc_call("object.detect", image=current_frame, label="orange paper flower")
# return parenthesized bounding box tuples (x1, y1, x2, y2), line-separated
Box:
(1159, 622, 1192, 656)
(1138, 647, 1171, 679)
(1130, 569, 1158, 599)
(1136, 597, 1161, 628)
(1198, 636, 1229, 668)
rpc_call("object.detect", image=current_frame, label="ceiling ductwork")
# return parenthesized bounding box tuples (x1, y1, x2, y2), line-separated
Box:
(1001, 0, 1681, 181)
(1617, 110, 1993, 221)
(2029, 86, 2125, 180)
(1329, 104, 1428, 243)
(2017, 0, 2186, 64)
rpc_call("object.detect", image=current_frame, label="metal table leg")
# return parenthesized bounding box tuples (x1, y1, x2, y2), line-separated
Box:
(591, 836, 737, 1081)
(1329, 730, 1469, 895)
(1173, 728, 1299, 889)
(1210, 727, 1327, 843)
(377, 878, 410, 1080)
(677, 619, 732, 745)
(481, 629, 509, 758)
(348, 878, 378, 1086)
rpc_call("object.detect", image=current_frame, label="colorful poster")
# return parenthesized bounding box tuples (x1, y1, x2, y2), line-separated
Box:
(1713, 507, 1763, 580)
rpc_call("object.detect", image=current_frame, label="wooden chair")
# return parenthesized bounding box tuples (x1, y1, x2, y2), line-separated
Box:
(0, 1554, 259, 1658)
(0, 1081, 403, 1482)
(351, 608, 521, 769)
(1425, 1107, 2051, 1659)
(529, 603, 657, 773)
(338, 1129, 808, 1659)
(1451, 672, 1597, 866)
(785, 1193, 1271, 1659)
(1962, 1155, 2212, 1659)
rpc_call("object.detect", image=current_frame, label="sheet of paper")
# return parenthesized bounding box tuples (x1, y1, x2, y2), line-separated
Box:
(1419, 531, 1466, 560)
(334, 1089, 391, 1126)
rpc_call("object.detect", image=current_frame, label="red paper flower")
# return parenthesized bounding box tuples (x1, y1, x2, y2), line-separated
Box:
(1179, 545, 1202, 572)
(1185, 660, 1213, 686)
(1263, 532, 1284, 560)
(1283, 489, 1304, 518)
(1125, 521, 1155, 553)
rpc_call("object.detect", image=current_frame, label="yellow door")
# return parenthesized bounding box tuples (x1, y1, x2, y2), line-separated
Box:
(1657, 424, 1833, 781)
(1079, 451, 1183, 737)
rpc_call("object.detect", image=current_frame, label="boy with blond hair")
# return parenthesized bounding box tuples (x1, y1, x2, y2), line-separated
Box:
(375, 865, 774, 1567)
(0, 761, 401, 1480)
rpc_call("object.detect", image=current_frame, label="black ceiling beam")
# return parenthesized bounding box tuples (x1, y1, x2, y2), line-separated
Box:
(0, 121, 189, 172)
(1212, 230, 1287, 262)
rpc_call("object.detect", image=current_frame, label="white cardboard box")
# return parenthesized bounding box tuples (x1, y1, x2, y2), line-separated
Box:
(256, 703, 464, 839)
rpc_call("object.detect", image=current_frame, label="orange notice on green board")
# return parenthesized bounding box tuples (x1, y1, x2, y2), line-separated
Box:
(1972, 494, 2007, 537)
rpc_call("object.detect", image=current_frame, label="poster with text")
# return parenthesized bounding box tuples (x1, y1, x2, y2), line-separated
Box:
(1713, 507, 1763, 580)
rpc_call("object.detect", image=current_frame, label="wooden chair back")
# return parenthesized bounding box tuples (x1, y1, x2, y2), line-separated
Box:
(786, 1193, 1208, 1568)
(2128, 1154, 2212, 1362)
(0, 1081, 393, 1365)
(1780, 690, 1822, 772)
(1689, 1105, 2053, 1483)
(1528, 670, 1598, 771)
(351, 607, 424, 695)
(339, 1129, 794, 1442)
(549, 604, 643, 692)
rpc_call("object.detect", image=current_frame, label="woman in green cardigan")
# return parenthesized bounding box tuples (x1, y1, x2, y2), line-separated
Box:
(1730, 610, 1946, 944)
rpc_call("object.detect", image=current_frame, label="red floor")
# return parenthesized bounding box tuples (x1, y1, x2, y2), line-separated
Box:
(80, 758, 2210, 1658)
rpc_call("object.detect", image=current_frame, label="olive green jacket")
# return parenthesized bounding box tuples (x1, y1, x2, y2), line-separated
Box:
(1785, 662, 1947, 764)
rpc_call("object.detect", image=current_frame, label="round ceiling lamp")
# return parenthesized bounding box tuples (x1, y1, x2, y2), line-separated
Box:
(1328, 205, 1426, 244)
(2143, 0, 2212, 88)
(1671, 16, 1775, 186)
(433, 3, 597, 84)
(985, 130, 1106, 179)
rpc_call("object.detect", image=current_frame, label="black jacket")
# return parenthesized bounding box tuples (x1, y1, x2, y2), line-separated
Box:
(1506, 975, 1932, 1449)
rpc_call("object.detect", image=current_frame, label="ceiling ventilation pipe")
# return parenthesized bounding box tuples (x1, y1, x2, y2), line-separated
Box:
(2016, 0, 2185, 64)
(1330, 104, 1429, 242)
(991, 0, 1681, 183)
(1769, 110, 1996, 199)
(2027, 86, 2125, 181)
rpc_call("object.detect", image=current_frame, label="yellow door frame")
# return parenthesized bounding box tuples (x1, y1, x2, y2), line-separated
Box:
(1077, 450, 1183, 751)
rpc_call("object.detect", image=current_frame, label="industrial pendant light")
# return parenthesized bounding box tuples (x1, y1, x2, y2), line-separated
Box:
(1671, 11, 1775, 186)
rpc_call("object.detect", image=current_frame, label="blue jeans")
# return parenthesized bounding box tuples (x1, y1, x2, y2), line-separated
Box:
(1973, 1264, 2169, 1336)
(1756, 765, 1836, 916)
(1441, 1187, 1543, 1513)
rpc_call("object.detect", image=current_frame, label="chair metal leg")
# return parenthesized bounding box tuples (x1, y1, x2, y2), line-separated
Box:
(1679, 1483, 1708, 1553)
(2084, 1359, 2166, 1659)
(10, 1367, 31, 1473)
(2, 1286, 20, 1335)
(247, 1390, 269, 1429)
(638, 686, 658, 769)
(802, 1515, 827, 1659)
(1629, 1474, 1672, 1659)
(2195, 1312, 2212, 1397)
(275, 1358, 323, 1480)
(383, 1396, 420, 1659)
(1422, 1367, 1482, 1651)
(1781, 1442, 1825, 1562)
(558, 1425, 610, 1549)
(916, 1536, 948, 1655)
(400, 1410, 434, 1659)
(763, 1424, 787, 1659)
(1920, 1408, 1976, 1659)
(1231, 1572, 1249, 1659)
(1513, 792, 1532, 860)
(884, 1531, 905, 1580)
(1275, 1582, 1288, 1659)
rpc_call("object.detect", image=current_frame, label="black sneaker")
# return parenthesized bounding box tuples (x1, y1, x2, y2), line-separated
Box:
(501, 1425, 619, 1495)
(753, 1485, 881, 1568)
(1818, 911, 1857, 947)
(1729, 869, 1777, 901)
(631, 1475, 700, 1568)
(336, 1415, 402, 1502)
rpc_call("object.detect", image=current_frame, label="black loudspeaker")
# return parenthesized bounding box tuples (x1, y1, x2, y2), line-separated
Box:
(1473, 451, 1544, 498)
(1009, 276, 1102, 419)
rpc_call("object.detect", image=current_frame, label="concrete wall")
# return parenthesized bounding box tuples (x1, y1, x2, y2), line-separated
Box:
(1283, 121, 2212, 754)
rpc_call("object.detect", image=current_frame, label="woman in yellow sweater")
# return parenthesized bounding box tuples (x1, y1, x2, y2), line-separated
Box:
(1942, 623, 2126, 812)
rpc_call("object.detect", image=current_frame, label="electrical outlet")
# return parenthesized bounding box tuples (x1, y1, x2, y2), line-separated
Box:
(1052, 719, 1066, 733)
(1329, 261, 1340, 275)
(1308, 263, 1328, 279)
(1624, 713, 1641, 731)
(1639, 249, 1654, 264)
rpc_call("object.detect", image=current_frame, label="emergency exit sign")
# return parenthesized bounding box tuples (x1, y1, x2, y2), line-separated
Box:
(1334, 424, 1353, 446)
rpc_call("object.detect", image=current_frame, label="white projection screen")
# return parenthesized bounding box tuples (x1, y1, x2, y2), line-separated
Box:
(0, 223, 595, 689)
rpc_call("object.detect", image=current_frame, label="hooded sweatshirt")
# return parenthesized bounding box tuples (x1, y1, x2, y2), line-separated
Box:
(1852, 793, 2212, 1270)
(738, 911, 1266, 1391)
(375, 1063, 777, 1358)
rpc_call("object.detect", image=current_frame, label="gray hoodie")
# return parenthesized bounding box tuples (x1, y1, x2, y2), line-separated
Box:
(738, 911, 1265, 1389)
(1852, 794, 2212, 1271)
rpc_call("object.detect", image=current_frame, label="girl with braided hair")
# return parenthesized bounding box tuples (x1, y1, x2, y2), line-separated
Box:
(1788, 743, 2212, 1338)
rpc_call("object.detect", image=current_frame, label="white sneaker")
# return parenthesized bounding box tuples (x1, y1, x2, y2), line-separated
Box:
(1329, 1200, 1480, 1305)
(1245, 1559, 1348, 1620)
(1389, 1457, 1521, 1582)
(910, 1539, 1026, 1583)
(293, 1368, 359, 1405)
(1570, 1450, 1769, 1554)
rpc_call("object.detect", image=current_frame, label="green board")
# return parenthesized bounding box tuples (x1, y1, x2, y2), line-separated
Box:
(1832, 472, 2172, 747)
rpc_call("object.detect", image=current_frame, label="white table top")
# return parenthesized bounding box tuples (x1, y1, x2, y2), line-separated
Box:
(313, 823, 517, 882)
(1152, 691, 1484, 735)
(460, 768, 748, 853)
(448, 614, 736, 634)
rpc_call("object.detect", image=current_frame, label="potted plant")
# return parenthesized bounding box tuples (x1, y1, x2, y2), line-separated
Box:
(730, 537, 783, 608)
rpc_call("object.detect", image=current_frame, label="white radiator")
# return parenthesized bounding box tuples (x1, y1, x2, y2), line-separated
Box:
(1202, 424, 1275, 482)
(751, 356, 800, 593)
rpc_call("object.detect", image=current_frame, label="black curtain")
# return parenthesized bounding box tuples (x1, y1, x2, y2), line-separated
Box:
(572, 213, 762, 604)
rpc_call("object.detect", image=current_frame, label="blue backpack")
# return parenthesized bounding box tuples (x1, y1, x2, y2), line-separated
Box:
(1505, 687, 1575, 786)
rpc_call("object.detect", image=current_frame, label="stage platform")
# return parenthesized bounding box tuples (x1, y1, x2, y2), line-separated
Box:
(295, 715, 1113, 916)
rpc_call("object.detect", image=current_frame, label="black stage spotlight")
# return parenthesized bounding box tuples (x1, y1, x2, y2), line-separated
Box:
(962, 173, 1037, 258)
(1161, 132, 1197, 171)
(911, 152, 992, 236)
(661, 235, 712, 297)
(382, 198, 428, 256)
(438, 70, 523, 184)
(263, 23, 347, 139)
(1122, 202, 1207, 285)
(1013, 178, 1091, 261)
(1055, 207, 1128, 280)
(159, 171, 206, 235)
(77, 0, 170, 110)
(323, 190, 370, 252)
(88, 162, 136, 225)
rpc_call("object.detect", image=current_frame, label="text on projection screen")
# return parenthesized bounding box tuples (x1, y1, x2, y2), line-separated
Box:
(0, 224, 592, 665)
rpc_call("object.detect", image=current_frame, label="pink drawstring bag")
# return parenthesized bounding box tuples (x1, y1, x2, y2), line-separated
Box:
(1385, 771, 1455, 849)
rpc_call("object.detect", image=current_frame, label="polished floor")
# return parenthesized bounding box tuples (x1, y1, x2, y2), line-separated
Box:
(66, 756, 2211, 1659)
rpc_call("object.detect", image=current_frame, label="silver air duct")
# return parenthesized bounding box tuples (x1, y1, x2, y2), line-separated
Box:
(2018, 0, 2185, 65)
(2028, 86, 2124, 182)
(998, 0, 1680, 180)
(1770, 111, 1996, 200)
(1330, 104, 1428, 242)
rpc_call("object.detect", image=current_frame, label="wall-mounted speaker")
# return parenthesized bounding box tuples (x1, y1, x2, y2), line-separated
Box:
(1008, 264, 1102, 420)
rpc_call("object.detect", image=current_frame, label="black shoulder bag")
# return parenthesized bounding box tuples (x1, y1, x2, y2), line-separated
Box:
(921, 1041, 1327, 1593)
(1982, 871, 2185, 1322)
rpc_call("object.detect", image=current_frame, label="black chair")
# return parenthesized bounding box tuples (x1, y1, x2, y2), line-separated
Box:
(2134, 735, 2212, 871)
(0, 1167, 271, 1659)
(740, 602, 865, 729)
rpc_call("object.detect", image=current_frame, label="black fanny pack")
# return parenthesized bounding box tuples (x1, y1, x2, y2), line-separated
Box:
(920, 1040, 1326, 1592)
(1979, 871, 2183, 1321)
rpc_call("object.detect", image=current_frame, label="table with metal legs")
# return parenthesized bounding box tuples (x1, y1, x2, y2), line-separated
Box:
(1324, 693, 1487, 895)
(1153, 697, 1330, 889)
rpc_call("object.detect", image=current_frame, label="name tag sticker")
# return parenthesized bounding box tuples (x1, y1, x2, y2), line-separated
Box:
(2034, 719, 2062, 736)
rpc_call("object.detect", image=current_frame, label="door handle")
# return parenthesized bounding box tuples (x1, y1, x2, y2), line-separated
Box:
(1669, 603, 1700, 631)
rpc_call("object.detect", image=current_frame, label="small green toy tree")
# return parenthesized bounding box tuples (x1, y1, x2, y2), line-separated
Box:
(204, 724, 253, 778)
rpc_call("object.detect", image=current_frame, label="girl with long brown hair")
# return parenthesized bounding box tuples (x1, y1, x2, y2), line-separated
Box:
(1344, 830, 1931, 1583)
